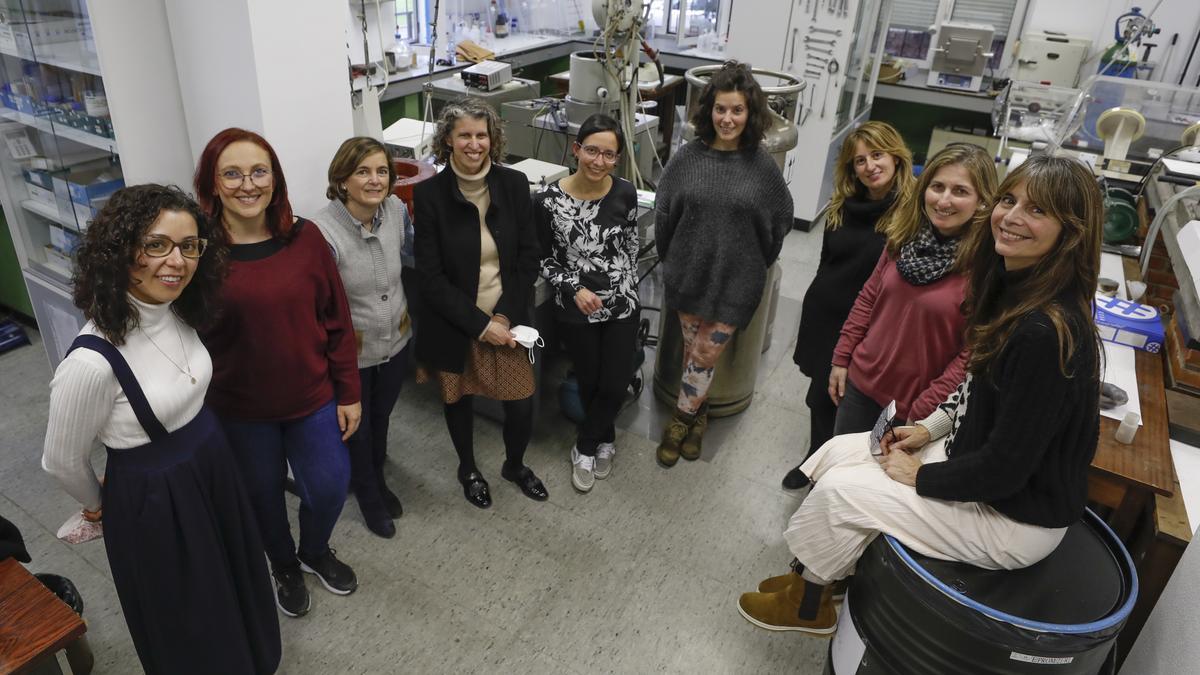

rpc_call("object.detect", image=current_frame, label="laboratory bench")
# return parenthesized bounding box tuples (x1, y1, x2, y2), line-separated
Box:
(375, 33, 723, 101)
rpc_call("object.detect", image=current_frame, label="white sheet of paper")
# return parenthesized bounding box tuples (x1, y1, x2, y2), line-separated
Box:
(1099, 252, 1128, 299)
(1101, 341, 1141, 425)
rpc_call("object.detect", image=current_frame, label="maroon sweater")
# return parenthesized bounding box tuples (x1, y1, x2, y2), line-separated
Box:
(832, 250, 968, 422)
(202, 220, 360, 421)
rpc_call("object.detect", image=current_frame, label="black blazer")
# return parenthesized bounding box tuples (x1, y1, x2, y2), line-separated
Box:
(412, 163, 539, 373)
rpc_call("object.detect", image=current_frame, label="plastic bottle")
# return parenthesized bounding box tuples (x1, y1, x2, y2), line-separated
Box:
(1115, 412, 1140, 444)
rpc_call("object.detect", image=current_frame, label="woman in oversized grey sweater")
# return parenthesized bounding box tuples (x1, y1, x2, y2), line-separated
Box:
(654, 61, 793, 467)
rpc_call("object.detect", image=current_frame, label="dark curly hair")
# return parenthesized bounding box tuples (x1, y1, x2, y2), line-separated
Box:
(72, 184, 227, 345)
(690, 60, 773, 151)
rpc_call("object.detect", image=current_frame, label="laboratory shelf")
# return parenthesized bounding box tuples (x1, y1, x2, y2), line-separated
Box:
(0, 40, 102, 76)
(0, 108, 116, 152)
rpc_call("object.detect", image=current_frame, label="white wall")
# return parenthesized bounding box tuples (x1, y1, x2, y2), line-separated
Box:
(88, 0, 194, 189)
(163, 0, 355, 218)
(1024, 0, 1200, 86)
(1121, 529, 1200, 673)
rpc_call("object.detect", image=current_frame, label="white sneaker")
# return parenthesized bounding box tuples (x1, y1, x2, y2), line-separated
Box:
(594, 442, 615, 479)
(571, 446, 595, 492)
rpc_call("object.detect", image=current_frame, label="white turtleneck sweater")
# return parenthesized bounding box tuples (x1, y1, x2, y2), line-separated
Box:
(42, 296, 213, 511)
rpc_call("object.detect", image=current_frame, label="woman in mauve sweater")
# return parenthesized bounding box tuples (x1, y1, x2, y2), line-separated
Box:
(827, 144, 999, 437)
(738, 154, 1103, 636)
(653, 60, 793, 468)
(196, 128, 361, 619)
(783, 121, 915, 490)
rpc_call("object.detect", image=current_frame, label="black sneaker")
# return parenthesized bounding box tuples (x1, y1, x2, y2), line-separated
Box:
(272, 565, 310, 618)
(298, 548, 358, 595)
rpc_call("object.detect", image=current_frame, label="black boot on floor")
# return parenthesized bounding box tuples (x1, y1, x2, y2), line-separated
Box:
(501, 462, 549, 501)
(380, 483, 404, 519)
(781, 464, 811, 490)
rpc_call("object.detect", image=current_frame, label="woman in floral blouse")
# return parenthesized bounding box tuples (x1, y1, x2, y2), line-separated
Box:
(535, 113, 640, 493)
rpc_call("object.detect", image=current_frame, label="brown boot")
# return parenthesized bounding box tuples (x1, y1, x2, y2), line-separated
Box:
(679, 402, 708, 461)
(656, 411, 694, 468)
(757, 559, 803, 593)
(737, 577, 837, 635)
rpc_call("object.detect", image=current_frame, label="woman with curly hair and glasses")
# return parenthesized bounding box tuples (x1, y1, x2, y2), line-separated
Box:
(413, 98, 547, 509)
(43, 184, 280, 674)
(195, 128, 361, 618)
(654, 60, 793, 467)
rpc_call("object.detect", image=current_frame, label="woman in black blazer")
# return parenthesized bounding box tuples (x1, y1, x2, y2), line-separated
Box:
(413, 98, 548, 509)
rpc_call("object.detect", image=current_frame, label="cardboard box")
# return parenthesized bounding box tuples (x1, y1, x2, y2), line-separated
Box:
(1094, 292, 1165, 353)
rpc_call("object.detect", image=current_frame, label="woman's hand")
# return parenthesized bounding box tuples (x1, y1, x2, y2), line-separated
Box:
(882, 450, 922, 487)
(574, 287, 603, 316)
(82, 506, 102, 522)
(481, 320, 517, 347)
(828, 366, 848, 405)
(880, 424, 931, 456)
(337, 402, 362, 441)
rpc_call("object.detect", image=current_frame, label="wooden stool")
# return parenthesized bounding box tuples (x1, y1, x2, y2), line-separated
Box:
(0, 559, 91, 674)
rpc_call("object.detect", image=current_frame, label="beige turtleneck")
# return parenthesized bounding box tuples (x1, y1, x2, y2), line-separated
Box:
(451, 157, 502, 315)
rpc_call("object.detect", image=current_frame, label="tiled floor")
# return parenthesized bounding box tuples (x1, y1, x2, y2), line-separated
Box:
(0, 226, 830, 674)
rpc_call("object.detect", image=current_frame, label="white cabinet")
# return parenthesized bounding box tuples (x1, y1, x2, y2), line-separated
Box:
(727, 0, 892, 223)
(0, 0, 121, 368)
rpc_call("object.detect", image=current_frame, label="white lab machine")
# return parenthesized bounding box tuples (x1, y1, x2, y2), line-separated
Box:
(382, 117, 435, 160)
(462, 60, 514, 90)
(1013, 32, 1092, 87)
(926, 21, 994, 92)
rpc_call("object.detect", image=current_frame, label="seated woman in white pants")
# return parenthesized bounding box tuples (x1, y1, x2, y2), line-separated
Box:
(738, 154, 1104, 635)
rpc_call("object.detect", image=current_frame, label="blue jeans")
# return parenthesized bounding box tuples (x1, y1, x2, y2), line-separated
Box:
(222, 399, 351, 568)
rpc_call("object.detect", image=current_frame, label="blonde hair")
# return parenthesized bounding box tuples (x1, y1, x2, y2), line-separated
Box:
(882, 143, 998, 256)
(825, 121, 914, 229)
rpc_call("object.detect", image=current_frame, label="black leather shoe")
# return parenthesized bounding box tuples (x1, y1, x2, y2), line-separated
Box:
(380, 483, 404, 519)
(501, 463, 549, 501)
(459, 472, 492, 509)
(782, 465, 811, 490)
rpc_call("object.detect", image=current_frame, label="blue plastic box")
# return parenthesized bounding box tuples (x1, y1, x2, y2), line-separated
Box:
(1094, 293, 1165, 353)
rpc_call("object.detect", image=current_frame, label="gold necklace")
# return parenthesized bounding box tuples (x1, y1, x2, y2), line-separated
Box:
(142, 317, 196, 385)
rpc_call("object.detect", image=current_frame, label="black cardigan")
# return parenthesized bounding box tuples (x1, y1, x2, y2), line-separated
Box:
(916, 304, 1100, 528)
(412, 163, 540, 373)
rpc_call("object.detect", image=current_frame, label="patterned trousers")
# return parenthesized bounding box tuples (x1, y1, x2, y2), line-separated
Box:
(676, 311, 737, 415)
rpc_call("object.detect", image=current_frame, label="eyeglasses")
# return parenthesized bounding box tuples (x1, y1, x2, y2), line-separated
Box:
(576, 144, 619, 164)
(217, 167, 273, 189)
(142, 235, 208, 259)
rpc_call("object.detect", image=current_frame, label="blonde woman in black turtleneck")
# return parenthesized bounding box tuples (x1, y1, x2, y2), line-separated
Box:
(413, 98, 548, 509)
(783, 122, 915, 489)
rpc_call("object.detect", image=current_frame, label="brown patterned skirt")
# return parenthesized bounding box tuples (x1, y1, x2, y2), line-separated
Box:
(416, 341, 535, 404)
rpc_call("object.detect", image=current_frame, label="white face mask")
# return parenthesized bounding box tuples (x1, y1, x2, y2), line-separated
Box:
(510, 325, 544, 363)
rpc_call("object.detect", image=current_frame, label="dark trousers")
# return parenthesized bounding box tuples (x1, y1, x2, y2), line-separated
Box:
(222, 399, 350, 568)
(560, 318, 638, 455)
(832, 378, 885, 436)
(444, 395, 534, 478)
(347, 345, 409, 506)
(804, 374, 837, 460)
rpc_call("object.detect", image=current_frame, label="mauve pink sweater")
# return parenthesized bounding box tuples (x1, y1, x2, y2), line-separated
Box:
(831, 250, 969, 421)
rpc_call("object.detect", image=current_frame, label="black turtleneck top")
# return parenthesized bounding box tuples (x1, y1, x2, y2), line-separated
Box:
(915, 266, 1101, 528)
(793, 193, 894, 378)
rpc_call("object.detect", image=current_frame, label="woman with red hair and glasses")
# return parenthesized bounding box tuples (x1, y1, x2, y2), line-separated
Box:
(195, 128, 361, 619)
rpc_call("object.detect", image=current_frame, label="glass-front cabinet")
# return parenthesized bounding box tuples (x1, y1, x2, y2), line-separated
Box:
(0, 0, 120, 366)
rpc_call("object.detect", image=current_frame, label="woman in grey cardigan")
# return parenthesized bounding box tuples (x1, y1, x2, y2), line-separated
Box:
(313, 137, 412, 539)
(654, 61, 793, 467)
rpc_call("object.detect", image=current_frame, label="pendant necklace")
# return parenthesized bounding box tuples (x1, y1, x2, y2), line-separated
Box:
(143, 317, 196, 384)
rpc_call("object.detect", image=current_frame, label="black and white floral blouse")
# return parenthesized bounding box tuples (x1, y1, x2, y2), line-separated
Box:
(535, 177, 640, 324)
